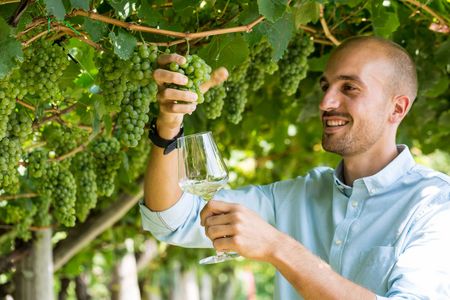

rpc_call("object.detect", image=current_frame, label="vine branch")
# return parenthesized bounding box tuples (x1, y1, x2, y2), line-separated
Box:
(0, 193, 38, 201)
(53, 130, 99, 162)
(401, 0, 449, 28)
(32, 103, 78, 129)
(319, 5, 341, 46)
(69, 9, 265, 40)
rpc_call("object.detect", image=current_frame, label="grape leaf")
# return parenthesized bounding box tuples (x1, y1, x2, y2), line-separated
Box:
(109, 30, 137, 60)
(0, 18, 23, 79)
(257, 0, 289, 23)
(43, 0, 66, 20)
(293, 1, 320, 26)
(138, 0, 165, 26)
(256, 12, 294, 61)
(83, 18, 108, 42)
(70, 0, 90, 10)
(369, 0, 400, 38)
(198, 34, 249, 71)
(106, 0, 137, 18)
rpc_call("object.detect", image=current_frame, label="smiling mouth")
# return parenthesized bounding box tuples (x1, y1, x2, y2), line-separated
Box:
(325, 120, 349, 127)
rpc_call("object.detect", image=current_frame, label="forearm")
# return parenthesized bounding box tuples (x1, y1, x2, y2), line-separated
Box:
(144, 124, 182, 211)
(268, 233, 376, 300)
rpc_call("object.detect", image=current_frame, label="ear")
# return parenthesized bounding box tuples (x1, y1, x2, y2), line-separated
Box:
(389, 95, 411, 124)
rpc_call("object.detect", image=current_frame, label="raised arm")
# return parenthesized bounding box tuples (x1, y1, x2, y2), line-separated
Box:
(144, 53, 228, 211)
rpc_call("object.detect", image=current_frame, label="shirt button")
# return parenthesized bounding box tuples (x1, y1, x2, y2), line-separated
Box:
(335, 239, 342, 245)
(351, 201, 358, 208)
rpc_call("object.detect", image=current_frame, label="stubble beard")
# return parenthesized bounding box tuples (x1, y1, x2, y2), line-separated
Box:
(321, 122, 384, 157)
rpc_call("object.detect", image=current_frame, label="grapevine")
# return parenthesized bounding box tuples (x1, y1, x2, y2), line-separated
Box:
(0, 138, 22, 194)
(0, 199, 37, 240)
(71, 152, 97, 222)
(90, 136, 122, 197)
(7, 107, 33, 142)
(16, 40, 70, 103)
(0, 78, 20, 141)
(203, 85, 226, 120)
(246, 40, 279, 92)
(278, 32, 315, 96)
(116, 45, 159, 148)
(224, 59, 250, 124)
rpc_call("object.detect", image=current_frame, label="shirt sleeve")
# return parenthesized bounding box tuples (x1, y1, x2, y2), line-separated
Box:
(376, 199, 450, 299)
(140, 184, 276, 248)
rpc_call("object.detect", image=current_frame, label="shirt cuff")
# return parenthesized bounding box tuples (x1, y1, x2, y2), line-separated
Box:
(139, 192, 195, 233)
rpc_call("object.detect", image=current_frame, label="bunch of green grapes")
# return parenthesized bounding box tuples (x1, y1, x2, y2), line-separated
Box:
(0, 78, 20, 140)
(117, 82, 158, 148)
(125, 135, 151, 181)
(71, 152, 97, 222)
(33, 161, 77, 227)
(225, 59, 250, 124)
(0, 199, 37, 240)
(51, 165, 77, 227)
(7, 107, 33, 142)
(91, 136, 122, 197)
(98, 44, 158, 111)
(0, 137, 21, 193)
(27, 149, 49, 178)
(278, 32, 315, 96)
(204, 85, 226, 119)
(167, 54, 212, 104)
(43, 124, 87, 157)
(246, 40, 279, 92)
(18, 40, 69, 102)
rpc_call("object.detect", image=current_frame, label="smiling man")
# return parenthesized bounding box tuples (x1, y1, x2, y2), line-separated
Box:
(140, 36, 450, 299)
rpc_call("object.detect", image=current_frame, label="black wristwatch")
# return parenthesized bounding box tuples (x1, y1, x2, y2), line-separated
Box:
(148, 117, 184, 155)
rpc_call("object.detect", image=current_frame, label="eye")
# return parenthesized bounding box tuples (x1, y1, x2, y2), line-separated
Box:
(320, 82, 329, 92)
(342, 84, 357, 92)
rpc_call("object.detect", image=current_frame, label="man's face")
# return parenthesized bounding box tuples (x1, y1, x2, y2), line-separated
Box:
(319, 44, 394, 157)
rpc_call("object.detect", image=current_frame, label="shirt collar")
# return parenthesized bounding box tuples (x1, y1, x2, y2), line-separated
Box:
(333, 145, 416, 196)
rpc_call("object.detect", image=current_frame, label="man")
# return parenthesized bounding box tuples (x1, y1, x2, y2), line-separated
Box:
(140, 36, 450, 299)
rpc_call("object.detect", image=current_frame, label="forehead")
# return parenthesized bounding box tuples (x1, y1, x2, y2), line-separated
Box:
(323, 44, 393, 84)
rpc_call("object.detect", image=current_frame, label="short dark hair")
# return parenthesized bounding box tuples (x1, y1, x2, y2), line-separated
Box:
(334, 36, 418, 102)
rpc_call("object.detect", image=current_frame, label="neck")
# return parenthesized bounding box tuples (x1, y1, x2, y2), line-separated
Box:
(342, 142, 399, 186)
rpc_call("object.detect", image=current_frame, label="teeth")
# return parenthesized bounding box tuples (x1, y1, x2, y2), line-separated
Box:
(326, 120, 348, 127)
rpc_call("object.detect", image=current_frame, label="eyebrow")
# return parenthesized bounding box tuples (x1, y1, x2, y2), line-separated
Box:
(320, 75, 365, 86)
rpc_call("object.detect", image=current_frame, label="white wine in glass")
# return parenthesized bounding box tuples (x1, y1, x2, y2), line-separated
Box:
(177, 131, 239, 264)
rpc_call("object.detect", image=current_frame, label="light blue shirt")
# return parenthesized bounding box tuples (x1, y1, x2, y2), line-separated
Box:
(140, 145, 450, 299)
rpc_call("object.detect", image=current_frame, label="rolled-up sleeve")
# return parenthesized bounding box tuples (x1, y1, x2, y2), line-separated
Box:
(140, 184, 276, 248)
(376, 201, 450, 299)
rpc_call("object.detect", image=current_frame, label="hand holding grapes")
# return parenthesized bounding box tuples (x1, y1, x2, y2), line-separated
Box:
(152, 53, 228, 138)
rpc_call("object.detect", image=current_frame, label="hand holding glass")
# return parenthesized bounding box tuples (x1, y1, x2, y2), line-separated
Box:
(177, 132, 239, 264)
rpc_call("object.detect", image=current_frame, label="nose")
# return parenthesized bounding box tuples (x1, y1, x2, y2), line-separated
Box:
(319, 88, 340, 112)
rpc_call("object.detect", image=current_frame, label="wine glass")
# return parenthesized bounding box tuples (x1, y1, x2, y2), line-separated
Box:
(177, 131, 239, 264)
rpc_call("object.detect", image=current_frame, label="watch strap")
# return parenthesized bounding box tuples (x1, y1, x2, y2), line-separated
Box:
(148, 118, 184, 155)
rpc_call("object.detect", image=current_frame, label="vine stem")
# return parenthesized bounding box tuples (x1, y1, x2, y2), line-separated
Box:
(53, 130, 100, 162)
(319, 4, 340, 46)
(32, 103, 78, 129)
(69, 9, 265, 39)
(0, 193, 38, 201)
(16, 99, 35, 111)
(22, 23, 101, 50)
(401, 0, 449, 28)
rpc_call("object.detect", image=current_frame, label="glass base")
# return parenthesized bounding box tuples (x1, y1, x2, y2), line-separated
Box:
(199, 252, 241, 265)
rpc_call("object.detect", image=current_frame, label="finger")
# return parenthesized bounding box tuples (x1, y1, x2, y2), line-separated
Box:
(200, 67, 229, 93)
(153, 69, 188, 86)
(200, 200, 235, 226)
(158, 88, 198, 103)
(204, 213, 232, 227)
(160, 102, 197, 115)
(205, 224, 235, 240)
(157, 54, 187, 66)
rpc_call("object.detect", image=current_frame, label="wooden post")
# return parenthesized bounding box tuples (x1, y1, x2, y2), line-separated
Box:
(13, 228, 54, 300)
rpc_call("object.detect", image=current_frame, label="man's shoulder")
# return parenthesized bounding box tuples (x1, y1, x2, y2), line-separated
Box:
(271, 166, 335, 189)
(410, 164, 450, 188)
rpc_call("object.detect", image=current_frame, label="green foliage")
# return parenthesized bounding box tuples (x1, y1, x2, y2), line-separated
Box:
(0, 0, 448, 297)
